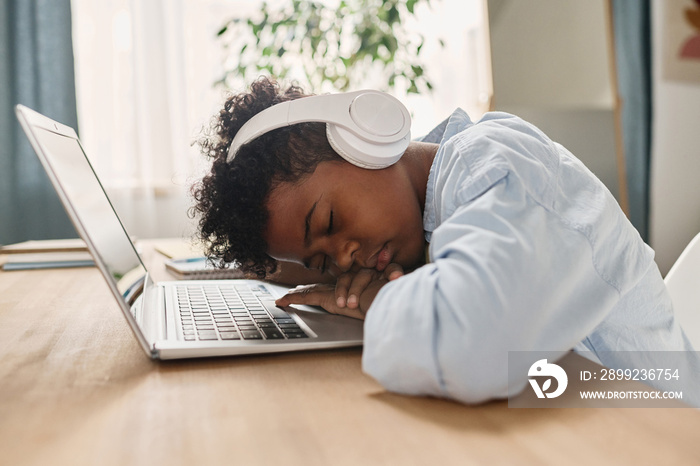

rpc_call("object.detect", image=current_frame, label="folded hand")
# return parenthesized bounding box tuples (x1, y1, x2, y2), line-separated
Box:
(275, 263, 404, 320)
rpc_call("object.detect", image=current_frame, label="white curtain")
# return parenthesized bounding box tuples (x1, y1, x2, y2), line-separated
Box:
(71, 0, 255, 236)
(71, 0, 235, 191)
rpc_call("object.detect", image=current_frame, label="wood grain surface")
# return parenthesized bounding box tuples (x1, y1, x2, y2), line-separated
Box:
(1, 240, 699, 465)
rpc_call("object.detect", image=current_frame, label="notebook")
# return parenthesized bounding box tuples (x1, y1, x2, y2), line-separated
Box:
(15, 104, 363, 360)
(163, 256, 245, 280)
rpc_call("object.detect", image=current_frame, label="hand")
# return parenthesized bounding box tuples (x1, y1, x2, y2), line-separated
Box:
(334, 263, 404, 310)
(274, 263, 404, 320)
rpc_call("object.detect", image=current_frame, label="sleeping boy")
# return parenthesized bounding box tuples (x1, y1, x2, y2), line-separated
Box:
(191, 77, 697, 405)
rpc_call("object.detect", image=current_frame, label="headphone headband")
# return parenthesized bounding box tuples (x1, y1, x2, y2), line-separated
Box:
(226, 90, 411, 169)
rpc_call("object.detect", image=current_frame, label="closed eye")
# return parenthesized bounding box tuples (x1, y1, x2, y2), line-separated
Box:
(327, 210, 334, 235)
(311, 211, 334, 273)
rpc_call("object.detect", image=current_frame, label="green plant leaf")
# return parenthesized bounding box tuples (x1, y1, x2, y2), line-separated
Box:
(406, 0, 418, 14)
(217, 0, 438, 94)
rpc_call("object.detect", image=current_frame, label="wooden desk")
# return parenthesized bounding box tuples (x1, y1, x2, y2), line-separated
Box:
(1, 240, 700, 465)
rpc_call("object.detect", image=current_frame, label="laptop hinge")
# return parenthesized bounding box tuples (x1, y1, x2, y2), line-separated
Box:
(139, 274, 166, 345)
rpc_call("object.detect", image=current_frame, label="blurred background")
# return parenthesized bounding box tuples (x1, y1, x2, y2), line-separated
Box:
(1, 0, 699, 274)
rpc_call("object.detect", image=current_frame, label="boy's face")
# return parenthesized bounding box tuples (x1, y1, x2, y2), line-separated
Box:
(264, 160, 426, 275)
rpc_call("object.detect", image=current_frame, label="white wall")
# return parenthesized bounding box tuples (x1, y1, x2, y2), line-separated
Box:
(649, 0, 700, 275)
(488, 0, 613, 109)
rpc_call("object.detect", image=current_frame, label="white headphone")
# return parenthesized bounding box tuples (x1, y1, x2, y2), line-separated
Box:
(226, 90, 411, 169)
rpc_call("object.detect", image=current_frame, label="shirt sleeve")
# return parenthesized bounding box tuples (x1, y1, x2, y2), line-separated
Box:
(362, 174, 632, 404)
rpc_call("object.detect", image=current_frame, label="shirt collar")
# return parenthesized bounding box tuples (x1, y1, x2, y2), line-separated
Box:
(422, 108, 473, 238)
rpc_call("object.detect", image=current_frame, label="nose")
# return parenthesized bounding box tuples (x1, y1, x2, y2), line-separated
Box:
(332, 239, 360, 272)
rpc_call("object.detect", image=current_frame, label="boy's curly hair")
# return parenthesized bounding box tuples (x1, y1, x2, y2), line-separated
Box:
(190, 77, 341, 278)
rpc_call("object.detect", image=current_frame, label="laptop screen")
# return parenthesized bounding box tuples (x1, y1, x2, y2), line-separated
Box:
(31, 127, 147, 300)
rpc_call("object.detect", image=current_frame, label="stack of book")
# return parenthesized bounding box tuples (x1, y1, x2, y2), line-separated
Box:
(0, 239, 94, 271)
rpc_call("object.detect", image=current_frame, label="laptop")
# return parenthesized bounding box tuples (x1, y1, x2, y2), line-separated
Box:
(16, 104, 363, 360)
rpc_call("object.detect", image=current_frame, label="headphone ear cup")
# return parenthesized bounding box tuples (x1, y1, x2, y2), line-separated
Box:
(326, 123, 409, 169)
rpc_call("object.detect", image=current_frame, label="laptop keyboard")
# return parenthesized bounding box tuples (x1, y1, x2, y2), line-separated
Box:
(175, 284, 309, 341)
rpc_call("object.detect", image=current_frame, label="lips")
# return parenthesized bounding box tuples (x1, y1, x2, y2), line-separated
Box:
(373, 244, 392, 272)
(364, 242, 393, 272)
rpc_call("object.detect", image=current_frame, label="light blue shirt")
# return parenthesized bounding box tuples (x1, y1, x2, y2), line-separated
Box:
(362, 109, 698, 405)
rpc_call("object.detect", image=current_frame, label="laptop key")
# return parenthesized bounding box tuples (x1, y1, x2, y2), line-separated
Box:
(198, 335, 219, 341)
(274, 317, 295, 324)
(262, 301, 291, 319)
(241, 330, 263, 340)
(220, 332, 241, 340)
(283, 327, 305, 334)
(278, 323, 301, 329)
(261, 328, 284, 339)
